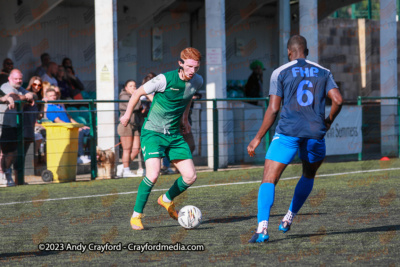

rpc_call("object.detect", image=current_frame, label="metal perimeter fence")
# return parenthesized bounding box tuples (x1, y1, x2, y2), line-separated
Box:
(1, 96, 397, 185)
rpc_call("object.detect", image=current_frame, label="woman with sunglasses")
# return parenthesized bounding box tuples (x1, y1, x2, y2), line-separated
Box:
(26, 76, 44, 100)
(26, 76, 46, 171)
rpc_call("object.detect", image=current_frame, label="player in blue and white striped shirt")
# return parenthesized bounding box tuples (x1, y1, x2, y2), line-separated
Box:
(247, 35, 343, 243)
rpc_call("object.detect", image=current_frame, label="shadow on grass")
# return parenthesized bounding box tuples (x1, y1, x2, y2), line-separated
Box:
(201, 213, 327, 225)
(202, 215, 257, 225)
(0, 250, 60, 261)
(269, 224, 400, 243)
(147, 224, 214, 230)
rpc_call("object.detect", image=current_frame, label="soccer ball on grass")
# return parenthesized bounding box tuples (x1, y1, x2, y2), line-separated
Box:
(178, 205, 202, 229)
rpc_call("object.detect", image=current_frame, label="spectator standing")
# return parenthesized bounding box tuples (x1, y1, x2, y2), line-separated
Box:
(26, 76, 45, 164)
(34, 53, 51, 77)
(0, 93, 16, 186)
(244, 60, 265, 106)
(26, 76, 44, 100)
(0, 69, 35, 186)
(116, 80, 143, 178)
(0, 58, 14, 86)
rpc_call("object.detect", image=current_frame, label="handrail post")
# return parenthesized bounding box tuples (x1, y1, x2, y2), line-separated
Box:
(357, 96, 362, 161)
(213, 99, 219, 171)
(16, 101, 24, 185)
(89, 100, 97, 180)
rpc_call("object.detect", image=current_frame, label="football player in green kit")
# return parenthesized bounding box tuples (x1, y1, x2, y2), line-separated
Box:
(120, 47, 203, 230)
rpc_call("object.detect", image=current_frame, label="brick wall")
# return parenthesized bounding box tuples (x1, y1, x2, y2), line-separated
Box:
(318, 18, 394, 101)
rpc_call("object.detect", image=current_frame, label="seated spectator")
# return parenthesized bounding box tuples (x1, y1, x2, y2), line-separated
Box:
(34, 53, 50, 77)
(0, 58, 13, 86)
(41, 62, 58, 86)
(65, 66, 85, 99)
(56, 65, 73, 100)
(42, 81, 51, 95)
(0, 69, 35, 186)
(42, 83, 62, 101)
(42, 84, 63, 115)
(45, 89, 91, 164)
(62, 57, 73, 69)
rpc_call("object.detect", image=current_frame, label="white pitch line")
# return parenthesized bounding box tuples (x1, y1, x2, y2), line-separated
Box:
(0, 167, 399, 206)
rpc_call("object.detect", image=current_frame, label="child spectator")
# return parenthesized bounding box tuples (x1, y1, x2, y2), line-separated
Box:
(45, 88, 91, 164)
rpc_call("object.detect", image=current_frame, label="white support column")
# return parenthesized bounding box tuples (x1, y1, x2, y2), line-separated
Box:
(380, 0, 398, 156)
(205, 0, 229, 168)
(279, 0, 290, 65)
(299, 0, 318, 62)
(95, 0, 119, 152)
(358, 19, 372, 96)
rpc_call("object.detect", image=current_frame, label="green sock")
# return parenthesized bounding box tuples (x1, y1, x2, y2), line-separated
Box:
(166, 176, 191, 201)
(133, 177, 154, 213)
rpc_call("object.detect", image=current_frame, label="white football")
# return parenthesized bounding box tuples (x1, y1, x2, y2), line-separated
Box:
(178, 205, 202, 229)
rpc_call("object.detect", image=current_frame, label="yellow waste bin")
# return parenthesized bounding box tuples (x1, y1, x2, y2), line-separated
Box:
(42, 123, 84, 183)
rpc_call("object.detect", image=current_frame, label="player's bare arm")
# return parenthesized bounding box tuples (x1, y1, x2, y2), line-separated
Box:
(120, 86, 147, 126)
(324, 88, 343, 130)
(146, 93, 154, 102)
(247, 95, 281, 157)
(180, 99, 192, 134)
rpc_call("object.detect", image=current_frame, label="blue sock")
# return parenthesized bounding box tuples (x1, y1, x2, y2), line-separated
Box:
(257, 183, 275, 223)
(289, 176, 314, 214)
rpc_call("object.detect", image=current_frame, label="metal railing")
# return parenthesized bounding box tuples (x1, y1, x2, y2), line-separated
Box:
(357, 96, 400, 161)
(4, 96, 394, 185)
(198, 97, 270, 171)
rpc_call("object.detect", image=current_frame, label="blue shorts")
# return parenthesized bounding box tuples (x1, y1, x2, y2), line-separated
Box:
(265, 133, 326, 164)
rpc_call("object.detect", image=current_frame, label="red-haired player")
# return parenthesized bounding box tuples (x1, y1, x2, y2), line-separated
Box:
(120, 48, 203, 230)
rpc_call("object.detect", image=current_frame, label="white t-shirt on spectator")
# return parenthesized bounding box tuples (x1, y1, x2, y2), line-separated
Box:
(41, 73, 58, 86)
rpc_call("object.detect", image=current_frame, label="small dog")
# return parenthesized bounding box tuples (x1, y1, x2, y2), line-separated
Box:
(96, 147, 115, 179)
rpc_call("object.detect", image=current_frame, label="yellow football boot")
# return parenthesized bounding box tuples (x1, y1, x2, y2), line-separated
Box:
(157, 195, 178, 220)
(130, 214, 144, 230)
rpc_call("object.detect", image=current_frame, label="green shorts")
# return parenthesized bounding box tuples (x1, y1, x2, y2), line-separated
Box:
(140, 128, 192, 162)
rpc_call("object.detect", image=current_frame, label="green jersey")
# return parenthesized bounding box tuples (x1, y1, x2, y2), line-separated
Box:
(142, 69, 203, 134)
